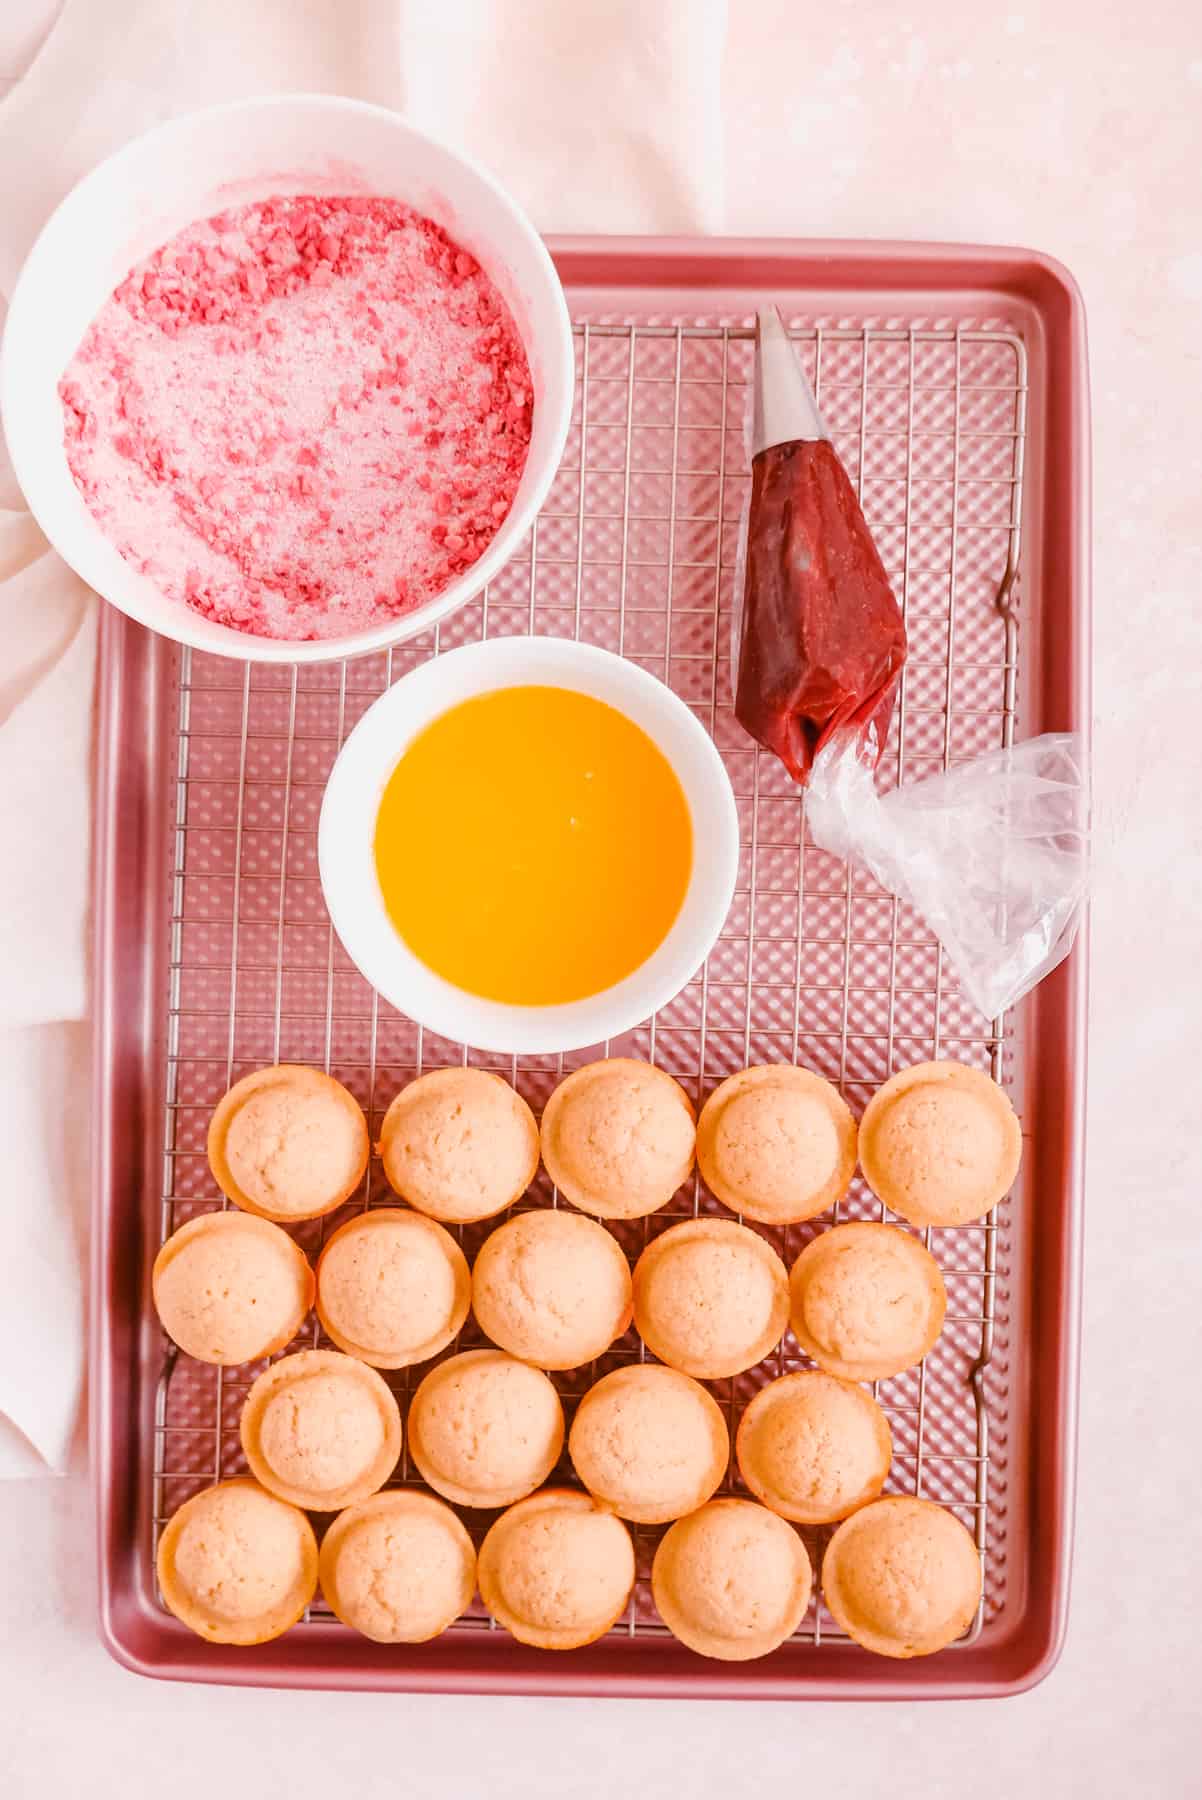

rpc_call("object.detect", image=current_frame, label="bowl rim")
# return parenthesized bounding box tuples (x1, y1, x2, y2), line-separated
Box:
(0, 91, 575, 665)
(317, 636, 741, 1054)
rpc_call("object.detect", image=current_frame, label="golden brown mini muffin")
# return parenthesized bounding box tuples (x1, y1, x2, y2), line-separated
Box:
(859, 1060, 1022, 1228)
(378, 1068, 539, 1224)
(632, 1218, 789, 1379)
(407, 1348, 564, 1508)
(471, 1209, 632, 1370)
(822, 1496, 982, 1657)
(568, 1364, 728, 1524)
(208, 1064, 368, 1223)
(157, 1479, 317, 1645)
(153, 1211, 313, 1366)
(478, 1488, 636, 1649)
(318, 1491, 476, 1643)
(789, 1222, 946, 1382)
(652, 1497, 811, 1660)
(539, 1058, 696, 1220)
(697, 1064, 857, 1225)
(736, 1371, 892, 1524)
(315, 1208, 470, 1369)
(240, 1349, 401, 1511)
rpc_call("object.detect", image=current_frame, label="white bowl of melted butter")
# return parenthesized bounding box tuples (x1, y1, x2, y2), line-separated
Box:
(319, 637, 739, 1054)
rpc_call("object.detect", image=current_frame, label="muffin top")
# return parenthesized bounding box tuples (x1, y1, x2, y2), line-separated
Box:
(736, 1371, 892, 1524)
(822, 1496, 982, 1657)
(318, 1491, 476, 1643)
(152, 1210, 313, 1366)
(240, 1349, 401, 1511)
(697, 1065, 857, 1225)
(478, 1488, 636, 1650)
(208, 1064, 369, 1222)
(568, 1363, 729, 1524)
(471, 1208, 632, 1370)
(378, 1068, 539, 1224)
(315, 1207, 470, 1369)
(156, 1479, 317, 1645)
(789, 1222, 946, 1382)
(539, 1058, 696, 1220)
(652, 1497, 812, 1660)
(859, 1060, 1021, 1228)
(632, 1218, 789, 1379)
(406, 1348, 564, 1508)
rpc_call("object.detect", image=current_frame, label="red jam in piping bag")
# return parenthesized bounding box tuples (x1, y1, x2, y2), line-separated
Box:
(735, 307, 908, 784)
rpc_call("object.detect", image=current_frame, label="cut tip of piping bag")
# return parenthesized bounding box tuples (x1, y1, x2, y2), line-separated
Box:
(751, 305, 829, 458)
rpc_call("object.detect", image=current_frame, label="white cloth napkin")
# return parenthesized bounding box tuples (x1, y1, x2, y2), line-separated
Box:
(0, 0, 726, 1474)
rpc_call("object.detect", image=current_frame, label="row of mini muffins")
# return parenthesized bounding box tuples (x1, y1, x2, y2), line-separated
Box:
(156, 1205, 949, 1386)
(223, 1346, 902, 1523)
(159, 1477, 982, 1663)
(206, 1054, 1022, 1232)
(157, 1344, 982, 1658)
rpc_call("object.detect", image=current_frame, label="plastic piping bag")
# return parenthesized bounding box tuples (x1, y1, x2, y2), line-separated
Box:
(733, 308, 1087, 1021)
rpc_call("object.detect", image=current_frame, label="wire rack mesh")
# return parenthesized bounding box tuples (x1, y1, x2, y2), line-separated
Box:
(151, 311, 1026, 1649)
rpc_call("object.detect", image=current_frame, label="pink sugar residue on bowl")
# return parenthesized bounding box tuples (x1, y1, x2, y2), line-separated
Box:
(58, 196, 533, 641)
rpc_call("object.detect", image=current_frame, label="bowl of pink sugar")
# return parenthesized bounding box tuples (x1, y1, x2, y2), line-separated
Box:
(0, 95, 574, 661)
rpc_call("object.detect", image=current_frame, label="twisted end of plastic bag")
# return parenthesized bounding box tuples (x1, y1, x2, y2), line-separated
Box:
(805, 731, 1089, 1020)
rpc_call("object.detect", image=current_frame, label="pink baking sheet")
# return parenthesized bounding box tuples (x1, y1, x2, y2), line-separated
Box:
(90, 236, 1089, 1697)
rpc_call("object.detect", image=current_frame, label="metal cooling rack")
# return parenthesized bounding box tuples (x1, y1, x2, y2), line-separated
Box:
(151, 313, 1026, 1649)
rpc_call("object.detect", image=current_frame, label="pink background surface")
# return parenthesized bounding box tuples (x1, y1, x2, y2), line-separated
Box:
(2, 0, 1200, 1793)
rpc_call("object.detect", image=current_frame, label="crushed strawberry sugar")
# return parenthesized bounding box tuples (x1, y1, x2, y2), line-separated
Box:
(59, 196, 533, 640)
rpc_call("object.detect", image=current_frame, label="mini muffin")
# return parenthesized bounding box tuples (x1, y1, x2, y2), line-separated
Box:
(471, 1209, 632, 1370)
(859, 1060, 1022, 1228)
(632, 1218, 789, 1379)
(240, 1349, 401, 1511)
(540, 1058, 696, 1220)
(407, 1348, 564, 1508)
(696, 1064, 857, 1225)
(208, 1064, 369, 1222)
(157, 1478, 317, 1645)
(378, 1068, 539, 1224)
(568, 1364, 728, 1524)
(789, 1222, 947, 1382)
(318, 1491, 476, 1643)
(478, 1488, 636, 1649)
(153, 1211, 313, 1365)
(822, 1496, 982, 1657)
(315, 1208, 470, 1369)
(736, 1371, 892, 1524)
(652, 1497, 812, 1660)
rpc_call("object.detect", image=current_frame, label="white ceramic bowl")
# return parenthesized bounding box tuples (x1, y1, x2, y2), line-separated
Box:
(319, 638, 740, 1054)
(0, 95, 573, 664)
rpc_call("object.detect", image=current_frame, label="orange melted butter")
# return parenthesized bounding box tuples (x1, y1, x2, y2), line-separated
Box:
(374, 685, 693, 1006)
